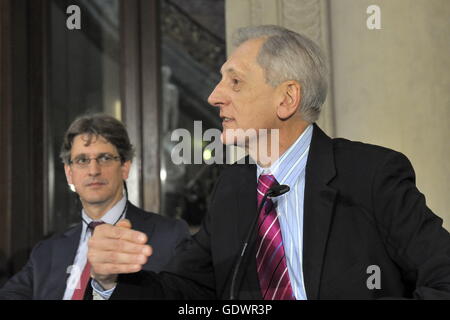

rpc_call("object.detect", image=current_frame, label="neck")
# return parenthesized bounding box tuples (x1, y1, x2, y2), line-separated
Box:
(247, 119, 310, 168)
(82, 194, 124, 221)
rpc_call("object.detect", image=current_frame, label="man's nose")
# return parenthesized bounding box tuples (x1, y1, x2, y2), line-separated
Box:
(87, 160, 101, 176)
(208, 82, 227, 108)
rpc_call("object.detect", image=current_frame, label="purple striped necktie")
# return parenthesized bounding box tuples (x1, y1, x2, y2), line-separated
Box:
(256, 174, 295, 300)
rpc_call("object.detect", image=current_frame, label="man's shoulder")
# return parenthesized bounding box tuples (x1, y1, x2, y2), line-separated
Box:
(328, 136, 414, 191)
(331, 136, 407, 167)
(332, 136, 396, 156)
(27, 223, 81, 256)
(126, 203, 189, 234)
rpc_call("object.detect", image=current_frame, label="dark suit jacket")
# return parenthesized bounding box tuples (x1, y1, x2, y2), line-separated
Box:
(112, 124, 450, 300)
(0, 202, 190, 300)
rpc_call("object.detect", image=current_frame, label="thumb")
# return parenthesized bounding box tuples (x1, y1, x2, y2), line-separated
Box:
(116, 218, 132, 229)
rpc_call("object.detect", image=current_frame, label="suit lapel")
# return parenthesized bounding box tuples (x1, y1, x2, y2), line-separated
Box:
(235, 162, 257, 246)
(50, 224, 82, 299)
(229, 125, 338, 300)
(302, 124, 337, 299)
(234, 161, 262, 299)
(126, 202, 155, 238)
(44, 202, 148, 300)
(56, 204, 149, 300)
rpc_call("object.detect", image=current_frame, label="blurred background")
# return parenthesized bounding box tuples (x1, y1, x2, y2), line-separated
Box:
(0, 0, 449, 285)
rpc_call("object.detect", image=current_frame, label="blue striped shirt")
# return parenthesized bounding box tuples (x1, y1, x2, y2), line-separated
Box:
(256, 124, 313, 300)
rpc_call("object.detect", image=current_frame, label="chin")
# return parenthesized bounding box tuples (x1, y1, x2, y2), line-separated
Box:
(221, 128, 244, 146)
(220, 132, 232, 145)
(81, 195, 110, 206)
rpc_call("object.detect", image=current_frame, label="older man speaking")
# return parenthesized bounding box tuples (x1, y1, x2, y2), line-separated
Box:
(88, 25, 450, 300)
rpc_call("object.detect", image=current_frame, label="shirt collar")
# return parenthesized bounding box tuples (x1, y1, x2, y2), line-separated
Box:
(257, 124, 313, 188)
(81, 195, 127, 226)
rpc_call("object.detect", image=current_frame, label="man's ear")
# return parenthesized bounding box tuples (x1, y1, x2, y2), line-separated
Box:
(121, 160, 132, 180)
(64, 164, 73, 185)
(277, 81, 301, 120)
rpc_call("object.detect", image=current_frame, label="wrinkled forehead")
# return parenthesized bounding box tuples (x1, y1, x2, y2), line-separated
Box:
(71, 134, 116, 155)
(220, 38, 267, 75)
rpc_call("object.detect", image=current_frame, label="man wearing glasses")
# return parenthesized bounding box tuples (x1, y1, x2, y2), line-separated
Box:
(0, 113, 190, 300)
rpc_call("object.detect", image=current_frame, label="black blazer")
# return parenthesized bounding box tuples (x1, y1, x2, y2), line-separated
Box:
(112, 124, 450, 300)
(0, 202, 190, 300)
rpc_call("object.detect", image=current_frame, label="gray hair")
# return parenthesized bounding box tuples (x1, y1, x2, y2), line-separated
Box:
(233, 25, 328, 123)
(60, 113, 135, 164)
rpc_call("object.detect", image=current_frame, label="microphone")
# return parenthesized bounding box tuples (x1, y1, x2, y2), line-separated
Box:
(229, 184, 290, 300)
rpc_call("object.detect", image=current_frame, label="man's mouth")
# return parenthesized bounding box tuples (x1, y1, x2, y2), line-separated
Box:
(220, 115, 234, 123)
(86, 182, 106, 187)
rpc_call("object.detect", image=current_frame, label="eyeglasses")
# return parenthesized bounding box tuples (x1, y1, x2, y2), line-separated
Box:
(69, 153, 121, 169)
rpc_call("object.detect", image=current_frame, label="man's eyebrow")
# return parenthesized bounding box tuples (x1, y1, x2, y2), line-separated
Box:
(72, 153, 87, 160)
(221, 67, 244, 77)
(72, 152, 113, 158)
(73, 152, 86, 156)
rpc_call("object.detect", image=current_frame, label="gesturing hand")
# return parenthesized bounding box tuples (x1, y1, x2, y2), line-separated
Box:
(88, 219, 152, 289)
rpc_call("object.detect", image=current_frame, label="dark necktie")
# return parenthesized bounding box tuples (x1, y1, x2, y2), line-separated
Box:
(71, 221, 105, 300)
(256, 174, 295, 300)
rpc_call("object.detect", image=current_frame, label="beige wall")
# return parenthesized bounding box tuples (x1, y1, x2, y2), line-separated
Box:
(330, 0, 450, 230)
(225, 0, 450, 229)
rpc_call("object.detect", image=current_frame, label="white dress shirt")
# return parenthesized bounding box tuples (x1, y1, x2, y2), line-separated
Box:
(62, 196, 127, 300)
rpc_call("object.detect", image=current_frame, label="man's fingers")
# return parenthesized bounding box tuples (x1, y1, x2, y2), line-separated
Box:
(89, 237, 152, 256)
(91, 263, 143, 276)
(88, 221, 152, 278)
(89, 250, 149, 266)
(116, 219, 132, 229)
(94, 223, 148, 244)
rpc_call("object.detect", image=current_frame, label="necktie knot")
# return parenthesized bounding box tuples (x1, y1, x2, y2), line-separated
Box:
(258, 174, 278, 195)
(88, 221, 105, 231)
